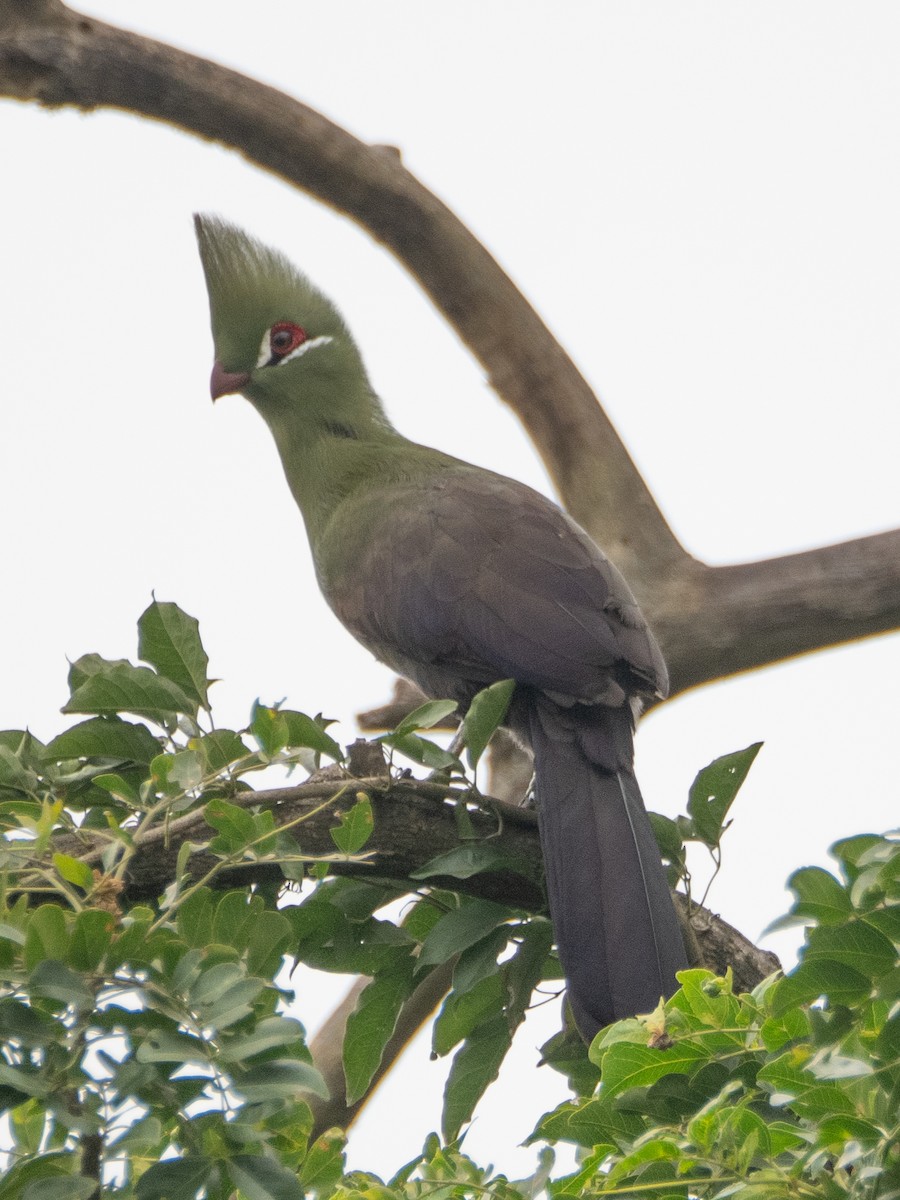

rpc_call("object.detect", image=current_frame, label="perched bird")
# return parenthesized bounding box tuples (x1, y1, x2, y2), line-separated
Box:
(195, 215, 687, 1040)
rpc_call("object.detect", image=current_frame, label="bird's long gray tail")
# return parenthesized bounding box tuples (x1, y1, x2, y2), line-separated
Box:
(526, 700, 687, 1041)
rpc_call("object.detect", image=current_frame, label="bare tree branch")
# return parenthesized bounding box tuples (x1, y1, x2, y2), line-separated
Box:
(0, 0, 685, 581)
(656, 528, 900, 694)
(1, 1, 897, 691)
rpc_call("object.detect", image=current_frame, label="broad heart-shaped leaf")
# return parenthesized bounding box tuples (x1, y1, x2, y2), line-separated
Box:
(771, 864, 853, 929)
(280, 710, 344, 763)
(45, 716, 162, 765)
(343, 955, 416, 1104)
(194, 728, 252, 771)
(534, 1094, 643, 1148)
(204, 798, 257, 854)
(330, 794, 374, 854)
(138, 599, 210, 710)
(593, 1039, 707, 1093)
(771, 958, 872, 1015)
(804, 917, 897, 981)
(64, 659, 196, 721)
(461, 679, 514, 769)
(687, 742, 762, 847)
(756, 1051, 857, 1119)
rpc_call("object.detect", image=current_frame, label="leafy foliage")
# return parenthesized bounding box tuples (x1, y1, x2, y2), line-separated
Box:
(533, 830, 899, 1198)
(1, 602, 895, 1198)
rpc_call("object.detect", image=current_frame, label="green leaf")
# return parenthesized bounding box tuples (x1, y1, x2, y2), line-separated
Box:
(382, 730, 460, 770)
(64, 661, 195, 721)
(433, 973, 505, 1056)
(67, 653, 131, 693)
(298, 1130, 346, 1193)
(51, 853, 93, 891)
(138, 599, 210, 709)
(137, 1029, 210, 1065)
(22, 1178, 98, 1200)
(647, 811, 686, 871)
(69, 909, 115, 971)
(344, 956, 416, 1103)
(227, 1155, 306, 1200)
(28, 961, 93, 1011)
(686, 742, 761, 847)
(236, 1059, 329, 1103)
(0, 745, 39, 797)
(330, 794, 374, 854)
(772, 957, 872, 1013)
(177, 888, 215, 948)
(205, 798, 256, 853)
(245, 910, 294, 976)
(461, 679, 514, 769)
(252, 703, 289, 756)
(23, 905, 69, 969)
(91, 772, 141, 806)
(805, 917, 897, 981)
(595, 1039, 707, 1094)
(411, 842, 531, 881)
(817, 1114, 884, 1148)
(452, 926, 512, 993)
(0, 999, 55, 1048)
(757, 1052, 856, 1119)
(535, 1094, 643, 1148)
(195, 728, 252, 771)
(393, 699, 458, 737)
(151, 748, 203, 796)
(45, 716, 161, 764)
(504, 918, 554, 1023)
(218, 1016, 306, 1063)
(783, 865, 853, 926)
(135, 1157, 214, 1200)
(442, 1014, 512, 1142)
(280, 710, 344, 763)
(418, 900, 514, 969)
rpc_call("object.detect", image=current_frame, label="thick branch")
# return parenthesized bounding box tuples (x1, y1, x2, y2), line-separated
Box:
(2, 4, 897, 686)
(657, 528, 900, 694)
(54, 772, 774, 991)
(0, 1, 683, 581)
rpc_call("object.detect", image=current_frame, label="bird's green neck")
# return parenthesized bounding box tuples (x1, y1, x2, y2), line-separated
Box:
(253, 377, 445, 548)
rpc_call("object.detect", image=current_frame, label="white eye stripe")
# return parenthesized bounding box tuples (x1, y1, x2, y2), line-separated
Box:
(278, 334, 334, 365)
(255, 331, 334, 369)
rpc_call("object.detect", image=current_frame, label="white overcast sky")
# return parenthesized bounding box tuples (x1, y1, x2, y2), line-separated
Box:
(2, 0, 899, 1178)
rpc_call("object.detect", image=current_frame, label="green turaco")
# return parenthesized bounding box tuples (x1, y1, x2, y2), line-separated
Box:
(194, 215, 687, 1040)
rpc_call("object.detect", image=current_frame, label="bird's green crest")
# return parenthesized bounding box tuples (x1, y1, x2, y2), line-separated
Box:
(194, 214, 354, 373)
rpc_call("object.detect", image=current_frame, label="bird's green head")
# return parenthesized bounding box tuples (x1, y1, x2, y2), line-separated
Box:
(194, 215, 369, 418)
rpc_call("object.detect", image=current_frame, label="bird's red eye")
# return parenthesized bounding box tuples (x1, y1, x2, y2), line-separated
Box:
(269, 322, 307, 359)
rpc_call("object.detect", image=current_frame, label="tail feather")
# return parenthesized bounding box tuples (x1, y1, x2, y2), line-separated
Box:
(527, 701, 687, 1040)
